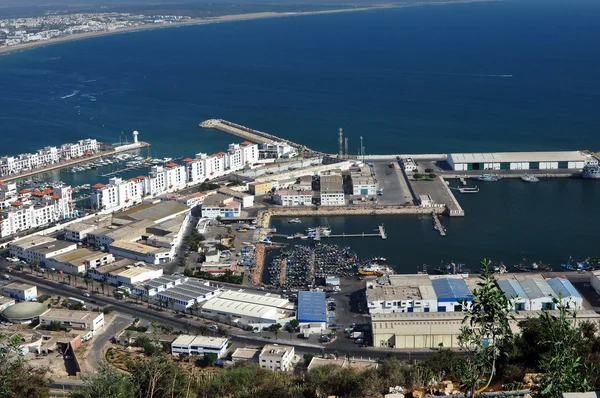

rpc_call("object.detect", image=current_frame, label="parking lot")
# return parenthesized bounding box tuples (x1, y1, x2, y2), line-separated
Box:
(369, 160, 413, 205)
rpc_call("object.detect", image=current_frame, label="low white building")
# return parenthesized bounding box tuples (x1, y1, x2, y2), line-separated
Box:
(171, 335, 228, 358)
(547, 277, 583, 310)
(1, 283, 37, 301)
(11, 238, 78, 265)
(319, 175, 345, 206)
(217, 187, 254, 208)
(8, 235, 55, 259)
(200, 194, 242, 219)
(446, 151, 590, 171)
(351, 171, 377, 196)
(591, 271, 600, 296)
(201, 290, 296, 328)
(259, 142, 298, 159)
(88, 260, 163, 287)
(231, 347, 260, 363)
(272, 190, 313, 206)
(39, 309, 104, 334)
(130, 277, 223, 312)
(366, 275, 438, 314)
(518, 278, 557, 311)
(259, 344, 295, 372)
(45, 248, 115, 275)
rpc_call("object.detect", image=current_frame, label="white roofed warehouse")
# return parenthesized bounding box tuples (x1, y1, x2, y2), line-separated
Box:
(446, 151, 591, 171)
(200, 290, 295, 329)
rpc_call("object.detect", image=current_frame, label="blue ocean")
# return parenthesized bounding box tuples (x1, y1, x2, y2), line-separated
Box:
(1, 0, 599, 157)
(0, 0, 599, 269)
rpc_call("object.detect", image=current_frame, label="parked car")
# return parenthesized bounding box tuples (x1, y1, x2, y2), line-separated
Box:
(83, 292, 91, 297)
(355, 339, 364, 345)
(64, 355, 74, 360)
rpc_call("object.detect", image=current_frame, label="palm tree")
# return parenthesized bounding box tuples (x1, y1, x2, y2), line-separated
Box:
(102, 280, 110, 296)
(197, 325, 209, 335)
(190, 302, 201, 316)
(83, 277, 91, 291)
(100, 281, 106, 295)
(66, 274, 71, 286)
(29, 263, 34, 274)
(72, 273, 79, 287)
(168, 298, 175, 312)
(144, 284, 151, 307)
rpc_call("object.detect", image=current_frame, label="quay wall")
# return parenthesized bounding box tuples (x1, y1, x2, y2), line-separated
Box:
(444, 172, 577, 179)
(255, 206, 443, 240)
(200, 119, 272, 144)
(438, 177, 465, 217)
(2, 141, 150, 183)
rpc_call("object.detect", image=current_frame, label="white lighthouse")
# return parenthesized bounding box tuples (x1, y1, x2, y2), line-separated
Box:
(133, 130, 139, 144)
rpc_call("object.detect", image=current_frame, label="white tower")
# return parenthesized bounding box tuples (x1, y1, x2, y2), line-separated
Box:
(133, 130, 139, 144)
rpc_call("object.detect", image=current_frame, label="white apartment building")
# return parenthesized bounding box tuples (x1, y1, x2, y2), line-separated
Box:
(259, 142, 298, 159)
(259, 344, 295, 372)
(171, 335, 229, 358)
(351, 171, 377, 196)
(0, 147, 60, 177)
(1, 283, 38, 301)
(60, 139, 98, 160)
(272, 190, 313, 206)
(0, 185, 75, 238)
(319, 175, 345, 206)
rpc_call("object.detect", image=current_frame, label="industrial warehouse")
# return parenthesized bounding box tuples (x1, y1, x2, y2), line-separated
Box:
(369, 273, 595, 349)
(446, 151, 592, 171)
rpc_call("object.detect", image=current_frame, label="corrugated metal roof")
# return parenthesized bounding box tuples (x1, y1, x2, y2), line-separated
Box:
(497, 279, 528, 300)
(547, 277, 581, 299)
(519, 279, 555, 300)
(431, 278, 472, 302)
(297, 291, 326, 323)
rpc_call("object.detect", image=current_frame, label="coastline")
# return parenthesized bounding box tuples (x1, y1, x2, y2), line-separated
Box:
(0, 7, 385, 56)
(0, 0, 495, 57)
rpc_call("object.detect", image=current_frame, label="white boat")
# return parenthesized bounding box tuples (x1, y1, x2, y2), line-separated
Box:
(521, 175, 539, 182)
(458, 186, 479, 193)
(582, 163, 600, 179)
(288, 218, 302, 224)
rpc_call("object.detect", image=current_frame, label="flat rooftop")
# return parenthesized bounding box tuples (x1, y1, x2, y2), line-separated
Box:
(297, 291, 326, 323)
(217, 187, 251, 198)
(172, 334, 227, 348)
(114, 201, 189, 223)
(261, 344, 293, 358)
(40, 309, 101, 321)
(202, 193, 235, 207)
(448, 151, 589, 164)
(10, 235, 55, 249)
(3, 282, 36, 291)
(92, 259, 135, 275)
(109, 240, 166, 254)
(28, 240, 75, 255)
(232, 347, 260, 360)
(218, 290, 291, 309)
(115, 266, 160, 279)
(52, 248, 107, 265)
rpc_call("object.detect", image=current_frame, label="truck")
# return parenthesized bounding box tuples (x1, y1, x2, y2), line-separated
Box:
(68, 297, 86, 308)
(350, 331, 364, 339)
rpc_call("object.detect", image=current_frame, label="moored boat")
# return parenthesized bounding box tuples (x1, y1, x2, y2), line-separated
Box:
(458, 186, 479, 193)
(582, 163, 600, 179)
(473, 174, 501, 182)
(560, 256, 590, 271)
(288, 218, 302, 224)
(521, 174, 539, 182)
(514, 259, 551, 272)
(358, 263, 394, 276)
(433, 261, 465, 275)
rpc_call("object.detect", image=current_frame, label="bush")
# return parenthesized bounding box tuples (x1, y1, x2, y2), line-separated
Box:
(413, 173, 422, 179)
(424, 168, 433, 173)
(125, 325, 149, 333)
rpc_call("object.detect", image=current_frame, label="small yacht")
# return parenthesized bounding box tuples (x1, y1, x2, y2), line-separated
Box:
(521, 174, 539, 182)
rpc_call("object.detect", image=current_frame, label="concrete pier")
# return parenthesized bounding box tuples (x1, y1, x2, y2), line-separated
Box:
(432, 212, 446, 236)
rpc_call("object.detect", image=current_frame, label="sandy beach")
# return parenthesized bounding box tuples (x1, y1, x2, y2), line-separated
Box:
(0, 0, 495, 56)
(0, 7, 384, 56)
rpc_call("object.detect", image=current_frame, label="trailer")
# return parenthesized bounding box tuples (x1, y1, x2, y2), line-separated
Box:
(350, 331, 364, 339)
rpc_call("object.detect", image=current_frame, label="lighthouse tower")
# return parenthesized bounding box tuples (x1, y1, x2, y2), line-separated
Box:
(133, 130, 139, 143)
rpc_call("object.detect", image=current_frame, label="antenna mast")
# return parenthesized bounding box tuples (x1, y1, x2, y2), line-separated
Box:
(338, 128, 343, 158)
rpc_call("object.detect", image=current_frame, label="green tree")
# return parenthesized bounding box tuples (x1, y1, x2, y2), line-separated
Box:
(289, 319, 300, 330)
(303, 353, 314, 367)
(143, 284, 151, 307)
(83, 277, 92, 291)
(203, 353, 219, 367)
(269, 323, 282, 340)
(534, 300, 599, 398)
(72, 362, 136, 398)
(457, 259, 515, 396)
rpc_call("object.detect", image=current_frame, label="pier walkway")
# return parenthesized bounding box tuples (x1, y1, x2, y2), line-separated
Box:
(199, 119, 312, 151)
(432, 212, 446, 236)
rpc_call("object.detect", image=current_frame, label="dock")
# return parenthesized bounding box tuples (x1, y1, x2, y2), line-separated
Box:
(314, 224, 387, 240)
(432, 212, 446, 236)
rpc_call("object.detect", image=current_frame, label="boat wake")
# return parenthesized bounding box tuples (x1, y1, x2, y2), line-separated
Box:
(60, 90, 80, 99)
(82, 79, 97, 83)
(404, 70, 513, 78)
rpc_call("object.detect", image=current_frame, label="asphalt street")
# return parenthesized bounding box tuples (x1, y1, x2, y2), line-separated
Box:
(0, 261, 439, 362)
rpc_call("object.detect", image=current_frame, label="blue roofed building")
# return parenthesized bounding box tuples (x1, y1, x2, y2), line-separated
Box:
(297, 291, 327, 332)
(547, 277, 583, 310)
(497, 279, 530, 311)
(431, 277, 473, 312)
(519, 278, 556, 311)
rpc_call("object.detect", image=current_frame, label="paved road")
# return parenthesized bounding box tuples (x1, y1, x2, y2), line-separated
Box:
(83, 315, 132, 372)
(371, 160, 412, 205)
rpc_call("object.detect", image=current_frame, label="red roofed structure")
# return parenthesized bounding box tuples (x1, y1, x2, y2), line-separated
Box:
(241, 141, 252, 146)
(51, 195, 60, 200)
(92, 183, 105, 189)
(166, 162, 178, 168)
(20, 189, 30, 194)
(182, 158, 193, 163)
(11, 201, 22, 207)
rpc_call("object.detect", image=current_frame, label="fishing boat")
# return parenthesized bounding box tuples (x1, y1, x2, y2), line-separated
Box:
(582, 163, 600, 179)
(433, 262, 465, 275)
(513, 259, 552, 272)
(472, 174, 501, 182)
(371, 257, 387, 262)
(484, 262, 508, 274)
(560, 256, 590, 271)
(288, 218, 302, 224)
(521, 175, 539, 182)
(458, 186, 479, 193)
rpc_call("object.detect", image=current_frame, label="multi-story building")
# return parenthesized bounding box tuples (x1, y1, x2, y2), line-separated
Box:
(319, 175, 345, 206)
(0, 185, 75, 238)
(272, 190, 313, 206)
(259, 142, 298, 159)
(60, 139, 98, 160)
(44, 248, 115, 274)
(259, 344, 295, 372)
(351, 171, 377, 196)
